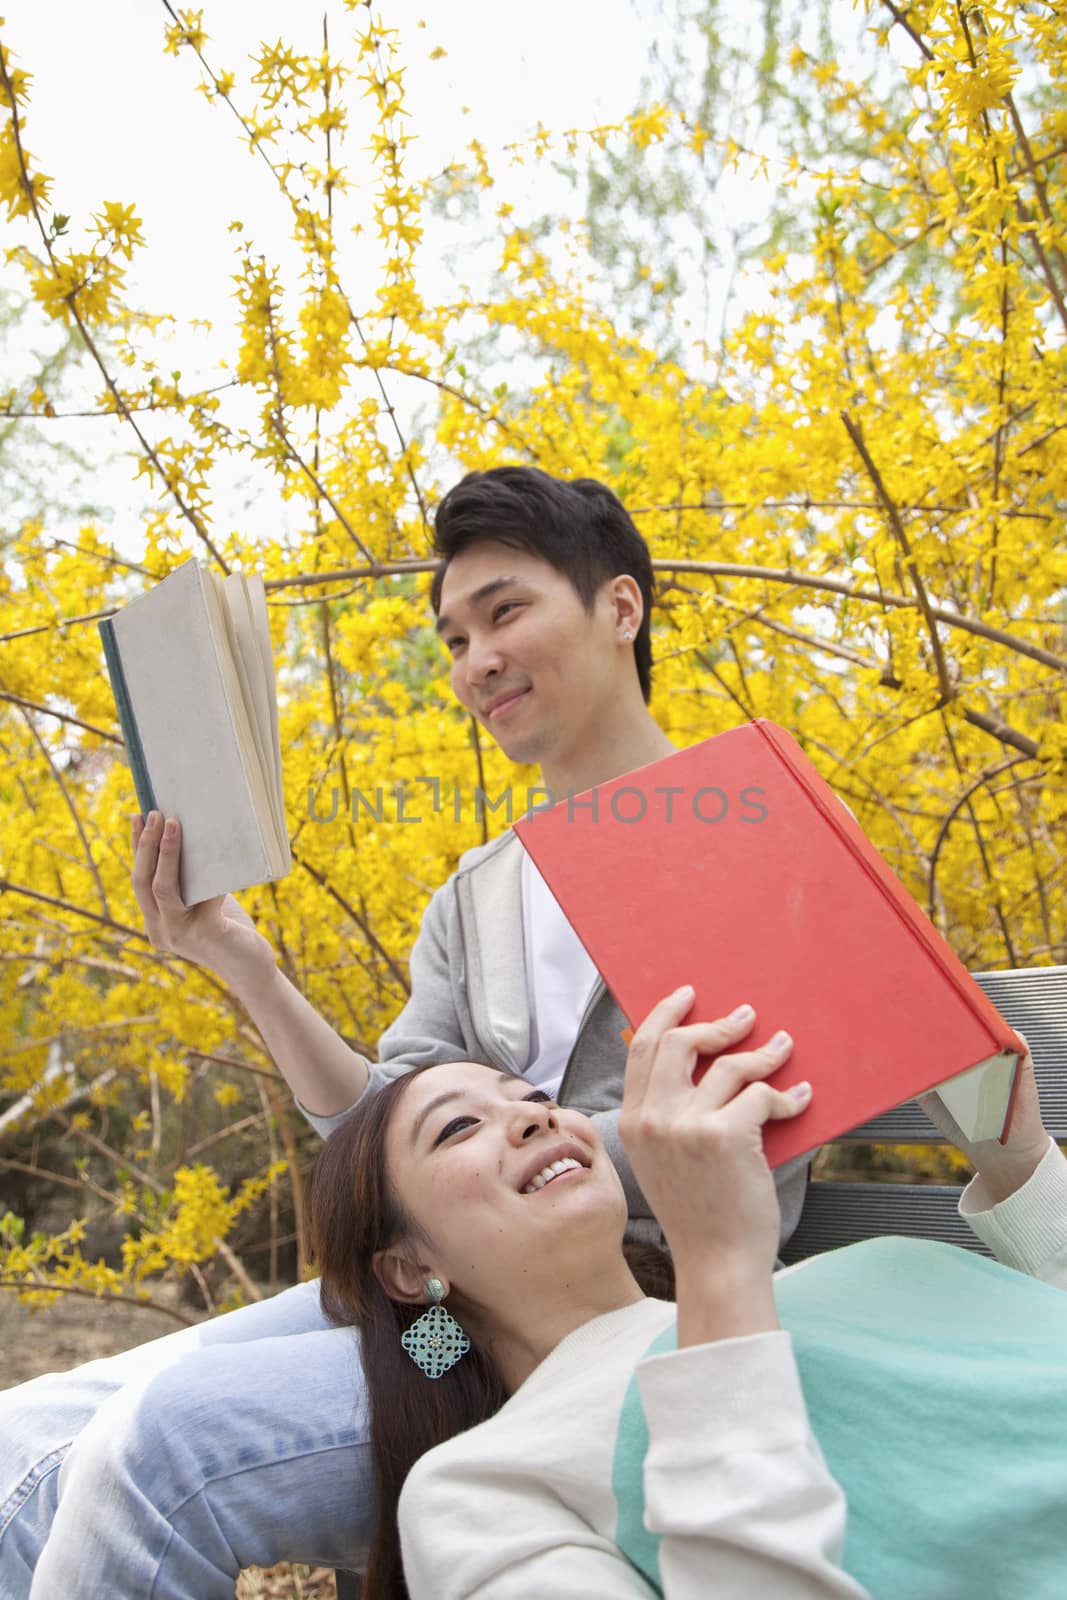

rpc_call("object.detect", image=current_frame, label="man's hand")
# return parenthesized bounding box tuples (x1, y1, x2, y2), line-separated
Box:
(918, 1041, 1052, 1206)
(619, 988, 811, 1344)
(132, 812, 276, 988)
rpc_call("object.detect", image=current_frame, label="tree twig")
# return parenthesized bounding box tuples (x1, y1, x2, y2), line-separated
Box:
(19, 707, 111, 918)
(840, 411, 954, 704)
(0, 690, 121, 744)
(0, 43, 229, 569)
(0, 1277, 197, 1326)
(291, 848, 411, 997)
(926, 755, 1029, 921)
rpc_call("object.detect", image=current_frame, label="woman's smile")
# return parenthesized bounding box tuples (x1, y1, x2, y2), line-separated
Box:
(520, 1153, 590, 1195)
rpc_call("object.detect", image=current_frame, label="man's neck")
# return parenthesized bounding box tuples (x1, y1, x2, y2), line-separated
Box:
(539, 709, 676, 799)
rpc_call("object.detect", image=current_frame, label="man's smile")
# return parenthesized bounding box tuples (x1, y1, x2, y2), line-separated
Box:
(484, 687, 531, 720)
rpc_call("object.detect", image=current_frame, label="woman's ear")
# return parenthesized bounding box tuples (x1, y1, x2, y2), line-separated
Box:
(373, 1247, 439, 1306)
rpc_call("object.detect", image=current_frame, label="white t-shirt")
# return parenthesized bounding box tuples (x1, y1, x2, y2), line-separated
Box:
(520, 849, 600, 1097)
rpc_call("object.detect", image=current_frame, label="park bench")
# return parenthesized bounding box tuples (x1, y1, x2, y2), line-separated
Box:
(781, 964, 1067, 1264)
(335, 963, 1067, 1600)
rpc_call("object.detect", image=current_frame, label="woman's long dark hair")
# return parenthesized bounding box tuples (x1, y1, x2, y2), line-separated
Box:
(308, 1067, 506, 1599)
(308, 1065, 674, 1598)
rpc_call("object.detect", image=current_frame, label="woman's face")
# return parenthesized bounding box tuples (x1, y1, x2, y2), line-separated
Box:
(381, 1061, 627, 1306)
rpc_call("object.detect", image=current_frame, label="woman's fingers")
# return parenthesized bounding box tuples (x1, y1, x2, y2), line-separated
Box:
(622, 985, 697, 1112)
(634, 1014, 793, 1109)
(719, 1076, 812, 1133)
(625, 992, 805, 1134)
(694, 1029, 794, 1110)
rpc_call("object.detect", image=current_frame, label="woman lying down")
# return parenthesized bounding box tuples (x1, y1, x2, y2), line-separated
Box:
(310, 987, 1067, 1599)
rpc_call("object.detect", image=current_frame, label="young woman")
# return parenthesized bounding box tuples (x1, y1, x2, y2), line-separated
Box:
(310, 989, 1067, 1599)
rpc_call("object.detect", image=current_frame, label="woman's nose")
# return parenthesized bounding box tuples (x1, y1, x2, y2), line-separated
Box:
(511, 1103, 556, 1142)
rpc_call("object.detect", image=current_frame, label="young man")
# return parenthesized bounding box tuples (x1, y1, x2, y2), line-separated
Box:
(0, 467, 809, 1597)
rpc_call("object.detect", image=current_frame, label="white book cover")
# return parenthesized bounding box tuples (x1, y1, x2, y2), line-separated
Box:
(105, 559, 279, 905)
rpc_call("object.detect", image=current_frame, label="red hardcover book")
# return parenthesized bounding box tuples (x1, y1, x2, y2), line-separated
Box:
(514, 719, 1024, 1168)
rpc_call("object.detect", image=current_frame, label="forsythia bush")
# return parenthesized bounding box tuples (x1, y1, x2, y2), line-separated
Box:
(0, 0, 1064, 1313)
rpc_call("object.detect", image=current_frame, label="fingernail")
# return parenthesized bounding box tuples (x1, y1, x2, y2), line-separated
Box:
(147, 810, 160, 827)
(674, 984, 695, 1000)
(789, 1080, 811, 1101)
(163, 818, 177, 839)
(729, 1003, 754, 1022)
(770, 1029, 792, 1049)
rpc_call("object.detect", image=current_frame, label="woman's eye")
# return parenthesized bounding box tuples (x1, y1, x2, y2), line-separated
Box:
(493, 602, 520, 622)
(524, 1090, 554, 1106)
(433, 1115, 478, 1147)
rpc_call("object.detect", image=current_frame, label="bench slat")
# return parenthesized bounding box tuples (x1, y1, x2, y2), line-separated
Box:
(781, 1183, 986, 1265)
(786, 965, 1066, 1264)
(843, 966, 1067, 1142)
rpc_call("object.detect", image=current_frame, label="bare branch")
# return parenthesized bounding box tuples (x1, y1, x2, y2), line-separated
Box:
(926, 755, 1030, 920)
(961, 707, 1039, 758)
(19, 707, 111, 918)
(841, 411, 954, 703)
(0, 690, 121, 744)
(876, 0, 934, 60)
(0, 45, 229, 569)
(291, 848, 411, 998)
(0, 1278, 197, 1326)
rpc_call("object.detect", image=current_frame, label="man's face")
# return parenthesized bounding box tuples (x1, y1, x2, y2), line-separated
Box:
(435, 540, 624, 769)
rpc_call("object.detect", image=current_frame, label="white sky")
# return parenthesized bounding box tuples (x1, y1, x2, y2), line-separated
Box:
(3, 1, 652, 335)
(2, 0, 660, 539)
(5, 1, 892, 551)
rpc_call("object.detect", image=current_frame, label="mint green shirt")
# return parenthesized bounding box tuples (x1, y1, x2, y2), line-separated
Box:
(615, 1236, 1067, 1598)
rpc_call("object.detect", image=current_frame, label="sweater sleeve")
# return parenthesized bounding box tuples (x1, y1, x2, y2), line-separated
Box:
(400, 1461, 660, 1598)
(959, 1136, 1067, 1285)
(400, 1329, 869, 1600)
(635, 1331, 870, 1599)
(295, 877, 469, 1138)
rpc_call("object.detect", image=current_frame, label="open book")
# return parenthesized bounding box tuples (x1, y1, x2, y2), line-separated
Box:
(99, 558, 291, 906)
(516, 720, 1024, 1166)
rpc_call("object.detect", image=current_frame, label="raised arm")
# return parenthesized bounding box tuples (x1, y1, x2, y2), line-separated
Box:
(618, 988, 809, 1342)
(612, 990, 868, 1598)
(132, 812, 370, 1114)
(920, 1045, 1067, 1286)
(403, 995, 868, 1600)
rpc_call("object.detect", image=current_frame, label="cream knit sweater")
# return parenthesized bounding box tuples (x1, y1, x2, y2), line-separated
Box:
(399, 1142, 1067, 1599)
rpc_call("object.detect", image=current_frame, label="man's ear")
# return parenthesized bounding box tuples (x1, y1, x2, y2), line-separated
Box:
(609, 574, 643, 638)
(373, 1247, 438, 1306)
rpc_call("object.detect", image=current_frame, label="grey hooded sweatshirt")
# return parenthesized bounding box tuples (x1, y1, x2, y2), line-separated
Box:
(299, 827, 809, 1251)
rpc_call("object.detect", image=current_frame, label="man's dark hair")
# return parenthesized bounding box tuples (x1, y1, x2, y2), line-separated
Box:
(429, 465, 654, 702)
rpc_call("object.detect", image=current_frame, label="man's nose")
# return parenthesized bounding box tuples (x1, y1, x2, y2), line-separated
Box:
(464, 634, 505, 687)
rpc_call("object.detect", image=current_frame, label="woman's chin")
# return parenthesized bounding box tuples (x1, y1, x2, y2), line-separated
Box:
(532, 1177, 628, 1238)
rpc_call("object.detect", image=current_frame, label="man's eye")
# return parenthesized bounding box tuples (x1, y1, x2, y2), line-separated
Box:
(445, 637, 465, 654)
(493, 602, 520, 621)
(433, 1115, 478, 1147)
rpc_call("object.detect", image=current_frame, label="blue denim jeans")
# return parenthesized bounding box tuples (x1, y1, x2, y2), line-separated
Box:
(0, 1279, 374, 1598)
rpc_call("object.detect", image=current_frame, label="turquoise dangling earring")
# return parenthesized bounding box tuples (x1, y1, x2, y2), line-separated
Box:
(401, 1277, 471, 1379)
